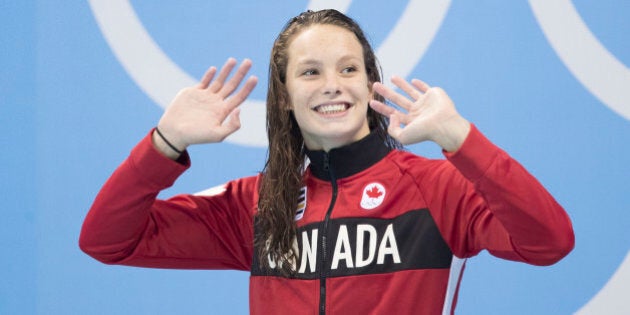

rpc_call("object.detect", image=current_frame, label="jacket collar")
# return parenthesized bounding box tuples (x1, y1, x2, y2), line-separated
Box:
(305, 131, 392, 181)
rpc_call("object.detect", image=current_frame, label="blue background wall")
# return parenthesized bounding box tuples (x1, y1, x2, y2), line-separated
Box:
(2, 1, 628, 314)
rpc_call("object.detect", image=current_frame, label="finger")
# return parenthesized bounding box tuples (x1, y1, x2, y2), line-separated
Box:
(391, 76, 422, 100)
(369, 99, 397, 117)
(371, 99, 413, 126)
(372, 82, 414, 111)
(411, 79, 430, 93)
(197, 66, 217, 89)
(226, 76, 258, 107)
(219, 59, 253, 98)
(208, 58, 238, 93)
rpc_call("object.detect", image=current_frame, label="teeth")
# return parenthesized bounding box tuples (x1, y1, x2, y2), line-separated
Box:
(315, 104, 348, 114)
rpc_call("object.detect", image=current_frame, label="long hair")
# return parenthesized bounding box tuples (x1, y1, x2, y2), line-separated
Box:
(255, 9, 401, 274)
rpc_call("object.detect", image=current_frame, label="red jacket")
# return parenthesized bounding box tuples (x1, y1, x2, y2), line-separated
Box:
(80, 125, 574, 314)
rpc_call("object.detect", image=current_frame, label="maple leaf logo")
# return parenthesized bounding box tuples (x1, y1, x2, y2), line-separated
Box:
(366, 185, 383, 199)
(361, 183, 385, 210)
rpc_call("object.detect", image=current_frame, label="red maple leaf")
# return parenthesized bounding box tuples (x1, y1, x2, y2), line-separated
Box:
(366, 185, 383, 198)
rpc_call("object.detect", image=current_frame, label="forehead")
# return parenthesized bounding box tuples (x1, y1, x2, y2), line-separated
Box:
(287, 24, 364, 63)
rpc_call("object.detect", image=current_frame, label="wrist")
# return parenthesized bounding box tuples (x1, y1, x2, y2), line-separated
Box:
(152, 128, 186, 159)
(434, 115, 471, 153)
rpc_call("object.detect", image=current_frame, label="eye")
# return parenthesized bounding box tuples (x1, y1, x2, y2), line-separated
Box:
(341, 66, 357, 74)
(302, 69, 319, 76)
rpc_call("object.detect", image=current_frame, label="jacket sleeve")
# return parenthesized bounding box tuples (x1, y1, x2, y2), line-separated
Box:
(418, 125, 574, 266)
(79, 130, 257, 270)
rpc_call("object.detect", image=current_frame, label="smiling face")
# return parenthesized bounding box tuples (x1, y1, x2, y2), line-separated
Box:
(285, 24, 372, 151)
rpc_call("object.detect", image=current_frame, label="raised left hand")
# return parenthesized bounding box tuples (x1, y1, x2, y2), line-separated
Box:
(370, 76, 470, 152)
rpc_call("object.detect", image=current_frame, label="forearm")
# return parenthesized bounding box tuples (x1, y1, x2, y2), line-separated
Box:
(79, 131, 189, 264)
(446, 125, 574, 265)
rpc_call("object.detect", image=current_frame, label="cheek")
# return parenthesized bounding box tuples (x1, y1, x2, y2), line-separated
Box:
(291, 106, 310, 132)
(287, 91, 302, 111)
(287, 83, 315, 109)
(356, 82, 372, 102)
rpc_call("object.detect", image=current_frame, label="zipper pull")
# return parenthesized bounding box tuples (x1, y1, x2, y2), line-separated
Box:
(323, 152, 330, 172)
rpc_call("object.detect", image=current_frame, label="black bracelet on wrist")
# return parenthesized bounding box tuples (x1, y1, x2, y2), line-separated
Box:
(155, 127, 183, 155)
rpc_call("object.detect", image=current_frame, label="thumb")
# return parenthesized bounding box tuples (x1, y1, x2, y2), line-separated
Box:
(215, 108, 242, 142)
(225, 108, 242, 133)
(388, 114, 405, 144)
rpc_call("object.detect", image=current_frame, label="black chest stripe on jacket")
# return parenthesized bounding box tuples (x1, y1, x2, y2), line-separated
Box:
(251, 209, 453, 279)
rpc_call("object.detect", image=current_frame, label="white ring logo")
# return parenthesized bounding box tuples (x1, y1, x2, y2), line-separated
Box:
(87, 0, 451, 147)
(528, 2, 630, 314)
(529, 0, 630, 122)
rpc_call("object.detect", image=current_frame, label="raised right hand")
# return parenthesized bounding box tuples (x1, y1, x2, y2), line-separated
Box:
(153, 58, 258, 157)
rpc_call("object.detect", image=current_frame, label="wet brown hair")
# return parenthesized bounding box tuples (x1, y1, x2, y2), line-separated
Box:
(255, 9, 401, 274)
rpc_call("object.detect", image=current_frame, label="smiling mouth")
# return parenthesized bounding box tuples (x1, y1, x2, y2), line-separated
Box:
(312, 103, 351, 114)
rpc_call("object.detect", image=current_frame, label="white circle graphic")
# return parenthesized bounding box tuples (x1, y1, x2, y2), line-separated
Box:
(306, 0, 351, 12)
(528, 1, 630, 313)
(529, 0, 630, 121)
(360, 182, 386, 210)
(87, 0, 451, 147)
(575, 252, 630, 315)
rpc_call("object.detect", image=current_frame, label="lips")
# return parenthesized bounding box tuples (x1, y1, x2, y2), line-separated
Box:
(312, 102, 351, 114)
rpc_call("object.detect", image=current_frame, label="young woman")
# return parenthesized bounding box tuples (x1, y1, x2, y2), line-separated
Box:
(80, 9, 574, 314)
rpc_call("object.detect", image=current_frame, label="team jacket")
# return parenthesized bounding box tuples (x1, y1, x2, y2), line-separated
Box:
(79, 125, 574, 314)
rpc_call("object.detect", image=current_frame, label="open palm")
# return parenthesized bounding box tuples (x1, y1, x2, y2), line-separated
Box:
(157, 58, 258, 150)
(370, 76, 470, 152)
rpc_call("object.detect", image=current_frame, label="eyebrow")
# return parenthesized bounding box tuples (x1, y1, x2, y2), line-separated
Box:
(294, 55, 362, 66)
(295, 59, 322, 67)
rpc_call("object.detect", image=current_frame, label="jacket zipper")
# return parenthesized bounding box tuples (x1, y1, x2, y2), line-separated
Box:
(319, 152, 338, 315)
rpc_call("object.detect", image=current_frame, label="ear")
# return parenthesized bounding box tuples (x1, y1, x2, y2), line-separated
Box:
(280, 91, 293, 111)
(284, 101, 294, 111)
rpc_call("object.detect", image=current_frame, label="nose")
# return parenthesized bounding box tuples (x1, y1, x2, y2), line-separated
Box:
(322, 73, 341, 96)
